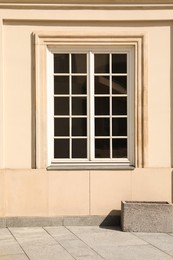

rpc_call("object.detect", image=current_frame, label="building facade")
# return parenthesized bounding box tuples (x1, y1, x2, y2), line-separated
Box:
(0, 0, 172, 223)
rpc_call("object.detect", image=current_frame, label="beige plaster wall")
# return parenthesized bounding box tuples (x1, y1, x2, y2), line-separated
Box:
(0, 5, 172, 216)
(0, 168, 171, 216)
(3, 22, 171, 168)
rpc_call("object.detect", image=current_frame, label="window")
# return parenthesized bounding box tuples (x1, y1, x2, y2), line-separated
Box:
(47, 46, 135, 168)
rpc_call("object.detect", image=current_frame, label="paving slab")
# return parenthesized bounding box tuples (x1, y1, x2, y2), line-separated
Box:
(0, 229, 25, 258)
(134, 232, 173, 257)
(0, 254, 29, 260)
(0, 227, 172, 260)
(9, 227, 58, 246)
(93, 244, 173, 260)
(67, 226, 148, 247)
(9, 227, 74, 260)
(0, 229, 14, 240)
(45, 226, 104, 259)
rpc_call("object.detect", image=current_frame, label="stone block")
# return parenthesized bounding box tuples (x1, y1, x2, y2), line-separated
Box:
(121, 201, 173, 232)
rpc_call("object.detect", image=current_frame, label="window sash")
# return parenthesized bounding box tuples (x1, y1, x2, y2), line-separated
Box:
(47, 47, 134, 166)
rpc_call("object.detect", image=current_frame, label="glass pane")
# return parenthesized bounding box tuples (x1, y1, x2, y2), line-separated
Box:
(95, 54, 109, 73)
(54, 118, 69, 136)
(54, 97, 69, 115)
(72, 97, 87, 115)
(54, 54, 69, 73)
(72, 76, 87, 94)
(112, 97, 127, 115)
(72, 139, 87, 158)
(112, 139, 127, 158)
(54, 139, 69, 158)
(54, 76, 69, 94)
(72, 54, 86, 73)
(112, 118, 127, 136)
(95, 118, 109, 136)
(95, 139, 110, 158)
(72, 118, 87, 136)
(95, 97, 109, 115)
(95, 76, 109, 94)
(112, 54, 127, 73)
(112, 76, 127, 94)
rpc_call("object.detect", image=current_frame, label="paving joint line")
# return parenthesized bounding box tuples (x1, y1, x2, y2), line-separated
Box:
(65, 226, 106, 260)
(167, 233, 173, 238)
(131, 232, 173, 258)
(43, 226, 76, 260)
(7, 228, 30, 260)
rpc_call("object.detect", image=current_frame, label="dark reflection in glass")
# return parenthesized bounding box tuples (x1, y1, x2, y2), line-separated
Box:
(95, 118, 109, 136)
(54, 54, 69, 73)
(54, 118, 69, 136)
(95, 97, 109, 115)
(112, 97, 127, 115)
(72, 118, 87, 136)
(95, 76, 109, 94)
(72, 76, 87, 94)
(54, 76, 69, 94)
(72, 139, 87, 158)
(72, 54, 87, 73)
(95, 54, 109, 73)
(112, 54, 127, 73)
(112, 76, 127, 94)
(54, 139, 69, 158)
(112, 139, 127, 158)
(54, 97, 69, 115)
(95, 139, 110, 158)
(72, 97, 87, 115)
(112, 118, 127, 136)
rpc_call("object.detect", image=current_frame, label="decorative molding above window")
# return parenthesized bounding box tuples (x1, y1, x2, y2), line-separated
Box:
(33, 31, 147, 169)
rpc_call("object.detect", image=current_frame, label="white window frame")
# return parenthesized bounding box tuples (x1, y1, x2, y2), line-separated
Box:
(46, 46, 135, 169)
(33, 32, 146, 170)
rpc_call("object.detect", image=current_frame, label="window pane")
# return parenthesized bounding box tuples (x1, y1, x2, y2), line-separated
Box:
(54, 97, 69, 115)
(112, 54, 127, 73)
(72, 97, 87, 115)
(95, 139, 110, 158)
(112, 97, 127, 115)
(95, 76, 109, 94)
(72, 118, 87, 136)
(54, 76, 69, 94)
(54, 54, 69, 73)
(72, 139, 87, 158)
(95, 97, 109, 115)
(95, 54, 109, 73)
(72, 76, 87, 94)
(112, 139, 127, 158)
(54, 139, 69, 158)
(72, 54, 86, 73)
(112, 118, 127, 136)
(95, 118, 109, 136)
(54, 118, 69, 136)
(112, 76, 127, 94)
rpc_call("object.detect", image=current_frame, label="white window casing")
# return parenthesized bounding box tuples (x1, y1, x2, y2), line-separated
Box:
(34, 32, 146, 170)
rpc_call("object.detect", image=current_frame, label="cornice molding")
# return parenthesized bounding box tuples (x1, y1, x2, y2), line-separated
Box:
(0, 1, 173, 10)
(0, 0, 173, 3)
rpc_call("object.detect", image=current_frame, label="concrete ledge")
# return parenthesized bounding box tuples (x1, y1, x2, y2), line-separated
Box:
(0, 215, 120, 228)
(121, 201, 173, 232)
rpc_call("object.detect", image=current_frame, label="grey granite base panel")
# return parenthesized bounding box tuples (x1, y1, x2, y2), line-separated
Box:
(121, 201, 173, 233)
(0, 218, 6, 228)
(0, 215, 120, 228)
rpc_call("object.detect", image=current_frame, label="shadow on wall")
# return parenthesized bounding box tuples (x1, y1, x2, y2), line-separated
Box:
(171, 25, 173, 173)
(99, 210, 121, 228)
(172, 171, 173, 204)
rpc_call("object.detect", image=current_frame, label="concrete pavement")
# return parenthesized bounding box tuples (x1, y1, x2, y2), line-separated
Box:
(0, 226, 173, 259)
